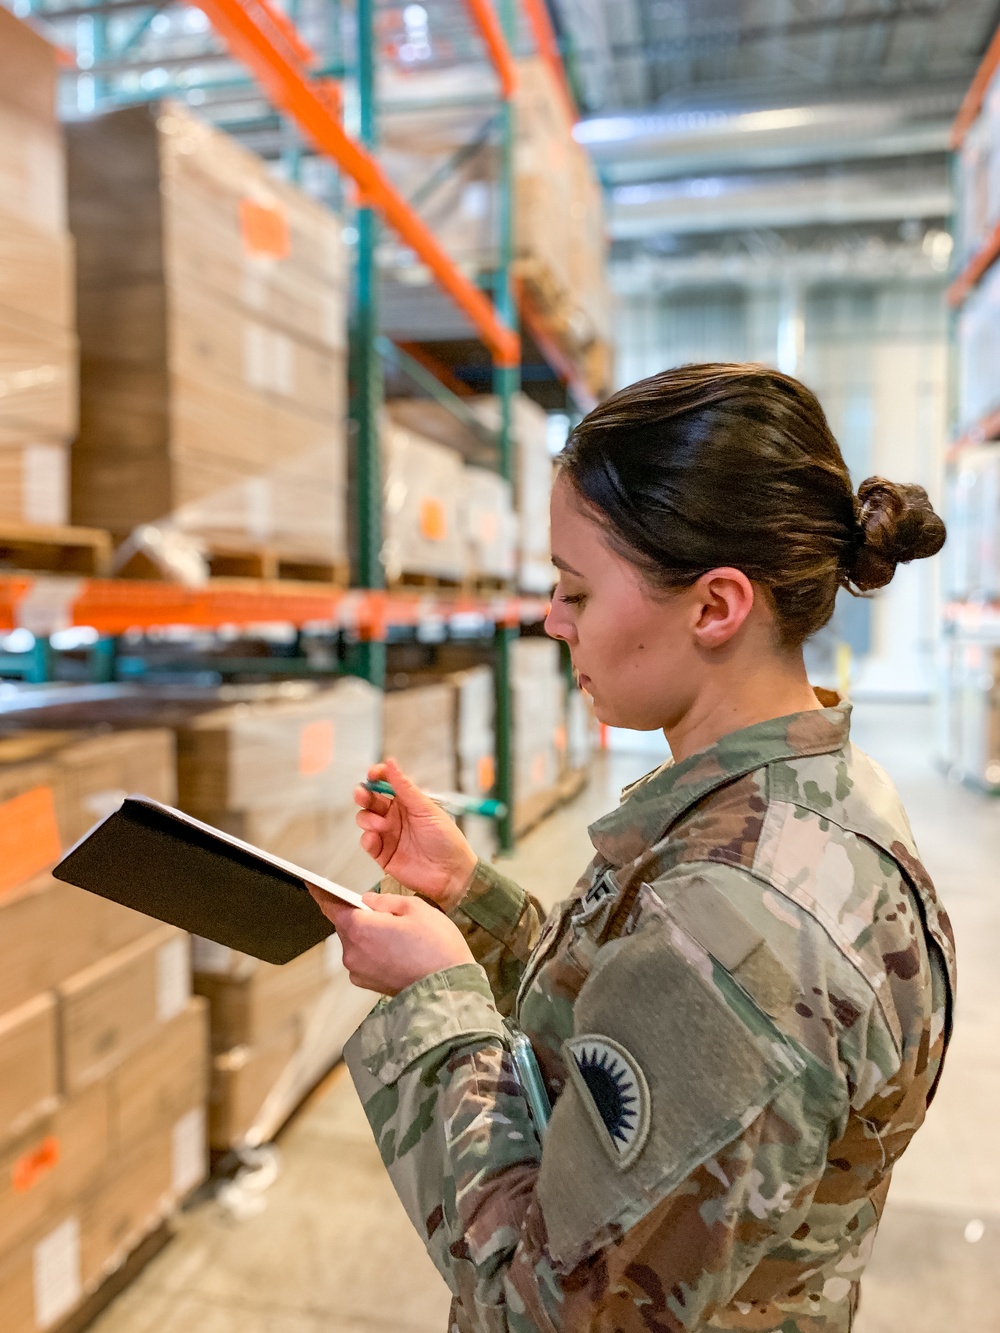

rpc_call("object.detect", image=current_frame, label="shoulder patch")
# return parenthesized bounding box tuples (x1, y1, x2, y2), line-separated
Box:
(565, 1035, 650, 1168)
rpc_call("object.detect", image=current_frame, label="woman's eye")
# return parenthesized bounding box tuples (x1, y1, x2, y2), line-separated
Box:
(559, 593, 586, 606)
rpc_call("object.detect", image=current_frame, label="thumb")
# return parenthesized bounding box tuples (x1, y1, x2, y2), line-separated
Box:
(383, 758, 434, 811)
(363, 891, 413, 916)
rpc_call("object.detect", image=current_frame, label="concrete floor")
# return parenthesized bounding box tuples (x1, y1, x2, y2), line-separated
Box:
(91, 702, 1000, 1332)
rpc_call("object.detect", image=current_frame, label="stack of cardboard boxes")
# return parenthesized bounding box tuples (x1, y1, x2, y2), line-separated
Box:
(384, 392, 553, 593)
(381, 58, 612, 396)
(0, 729, 209, 1333)
(177, 679, 382, 1150)
(0, 11, 78, 527)
(67, 101, 349, 567)
(0, 679, 384, 1154)
(511, 638, 568, 835)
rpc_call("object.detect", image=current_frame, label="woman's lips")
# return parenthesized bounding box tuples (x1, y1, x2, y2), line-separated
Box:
(577, 672, 592, 693)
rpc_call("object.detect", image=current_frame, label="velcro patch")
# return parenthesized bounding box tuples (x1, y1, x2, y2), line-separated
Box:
(566, 1035, 650, 1168)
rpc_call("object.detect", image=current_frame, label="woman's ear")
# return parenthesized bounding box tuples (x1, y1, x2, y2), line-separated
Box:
(690, 567, 756, 649)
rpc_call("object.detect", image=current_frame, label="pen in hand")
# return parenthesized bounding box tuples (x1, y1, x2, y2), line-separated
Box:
(362, 778, 507, 821)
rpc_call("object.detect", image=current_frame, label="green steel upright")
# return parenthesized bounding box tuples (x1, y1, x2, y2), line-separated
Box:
(346, 0, 386, 688)
(493, 0, 519, 852)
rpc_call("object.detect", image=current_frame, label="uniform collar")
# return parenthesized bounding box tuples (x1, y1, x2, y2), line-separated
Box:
(588, 695, 852, 867)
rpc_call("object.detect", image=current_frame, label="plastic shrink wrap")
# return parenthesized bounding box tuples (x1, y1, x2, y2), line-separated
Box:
(0, 8, 77, 527)
(67, 102, 348, 570)
(379, 58, 611, 394)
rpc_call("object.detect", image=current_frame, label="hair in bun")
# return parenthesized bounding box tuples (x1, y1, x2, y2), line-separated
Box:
(561, 363, 947, 646)
(847, 477, 946, 593)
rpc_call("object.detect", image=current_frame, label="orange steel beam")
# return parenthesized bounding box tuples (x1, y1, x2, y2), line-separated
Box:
(0, 577, 549, 635)
(520, 0, 577, 125)
(197, 0, 520, 367)
(952, 21, 1000, 148)
(465, 0, 518, 99)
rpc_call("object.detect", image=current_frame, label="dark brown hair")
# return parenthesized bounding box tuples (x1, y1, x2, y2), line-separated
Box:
(559, 363, 945, 646)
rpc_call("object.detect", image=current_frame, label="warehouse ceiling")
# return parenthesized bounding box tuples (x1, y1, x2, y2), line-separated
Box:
(22, 0, 1000, 294)
(554, 0, 1000, 286)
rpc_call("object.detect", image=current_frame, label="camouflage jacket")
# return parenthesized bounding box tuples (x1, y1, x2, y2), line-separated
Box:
(345, 702, 956, 1333)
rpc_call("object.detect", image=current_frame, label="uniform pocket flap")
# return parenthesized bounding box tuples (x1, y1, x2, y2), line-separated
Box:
(536, 908, 806, 1270)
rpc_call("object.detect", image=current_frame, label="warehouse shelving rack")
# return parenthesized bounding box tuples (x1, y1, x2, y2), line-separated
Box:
(6, 0, 589, 849)
(944, 17, 1000, 648)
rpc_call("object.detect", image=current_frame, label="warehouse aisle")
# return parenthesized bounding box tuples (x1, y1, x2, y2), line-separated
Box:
(90, 706, 1000, 1333)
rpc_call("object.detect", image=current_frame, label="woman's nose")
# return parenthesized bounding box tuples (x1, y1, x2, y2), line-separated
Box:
(544, 603, 577, 644)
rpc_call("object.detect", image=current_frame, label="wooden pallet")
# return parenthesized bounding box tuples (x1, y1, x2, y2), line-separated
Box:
(0, 521, 113, 577)
(389, 572, 515, 597)
(203, 546, 350, 585)
(389, 572, 464, 592)
(116, 539, 350, 587)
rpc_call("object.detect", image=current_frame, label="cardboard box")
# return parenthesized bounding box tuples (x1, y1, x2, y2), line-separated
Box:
(110, 998, 209, 1155)
(461, 466, 516, 581)
(0, 995, 58, 1148)
(0, 1113, 203, 1333)
(194, 945, 329, 1051)
(383, 682, 457, 792)
(381, 420, 467, 582)
(208, 949, 374, 1151)
(0, 871, 152, 1017)
(68, 101, 348, 558)
(53, 728, 176, 845)
(0, 1079, 110, 1257)
(0, 7, 60, 124)
(175, 677, 380, 816)
(210, 1022, 300, 1152)
(0, 727, 176, 872)
(58, 926, 191, 1094)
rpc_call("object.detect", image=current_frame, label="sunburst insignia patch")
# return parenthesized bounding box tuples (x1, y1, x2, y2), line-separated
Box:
(566, 1035, 650, 1167)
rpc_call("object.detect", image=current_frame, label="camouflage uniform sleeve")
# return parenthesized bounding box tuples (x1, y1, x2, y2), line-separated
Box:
(345, 866, 851, 1333)
(447, 860, 548, 1016)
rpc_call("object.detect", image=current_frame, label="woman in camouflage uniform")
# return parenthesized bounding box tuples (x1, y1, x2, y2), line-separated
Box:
(313, 365, 955, 1333)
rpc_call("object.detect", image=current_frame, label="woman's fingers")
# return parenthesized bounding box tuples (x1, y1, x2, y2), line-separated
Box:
(353, 783, 393, 816)
(356, 807, 389, 832)
(359, 829, 382, 859)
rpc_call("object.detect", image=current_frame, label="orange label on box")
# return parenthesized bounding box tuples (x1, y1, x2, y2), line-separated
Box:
(12, 1135, 60, 1193)
(419, 498, 447, 542)
(299, 720, 335, 777)
(239, 197, 291, 260)
(0, 786, 61, 896)
(477, 754, 495, 794)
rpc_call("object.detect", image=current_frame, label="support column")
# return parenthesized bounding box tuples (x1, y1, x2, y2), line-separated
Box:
(493, 0, 519, 852)
(346, 0, 386, 689)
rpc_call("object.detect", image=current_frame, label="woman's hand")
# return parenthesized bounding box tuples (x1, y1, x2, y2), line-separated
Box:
(310, 889, 475, 995)
(354, 758, 478, 913)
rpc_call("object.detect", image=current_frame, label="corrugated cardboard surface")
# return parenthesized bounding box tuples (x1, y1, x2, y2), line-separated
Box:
(68, 101, 348, 558)
(0, 995, 58, 1149)
(195, 945, 329, 1051)
(175, 676, 381, 815)
(383, 681, 457, 792)
(208, 944, 375, 1151)
(0, 13, 77, 527)
(0, 1037, 206, 1333)
(382, 420, 467, 582)
(58, 925, 191, 1094)
(0, 871, 152, 1017)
